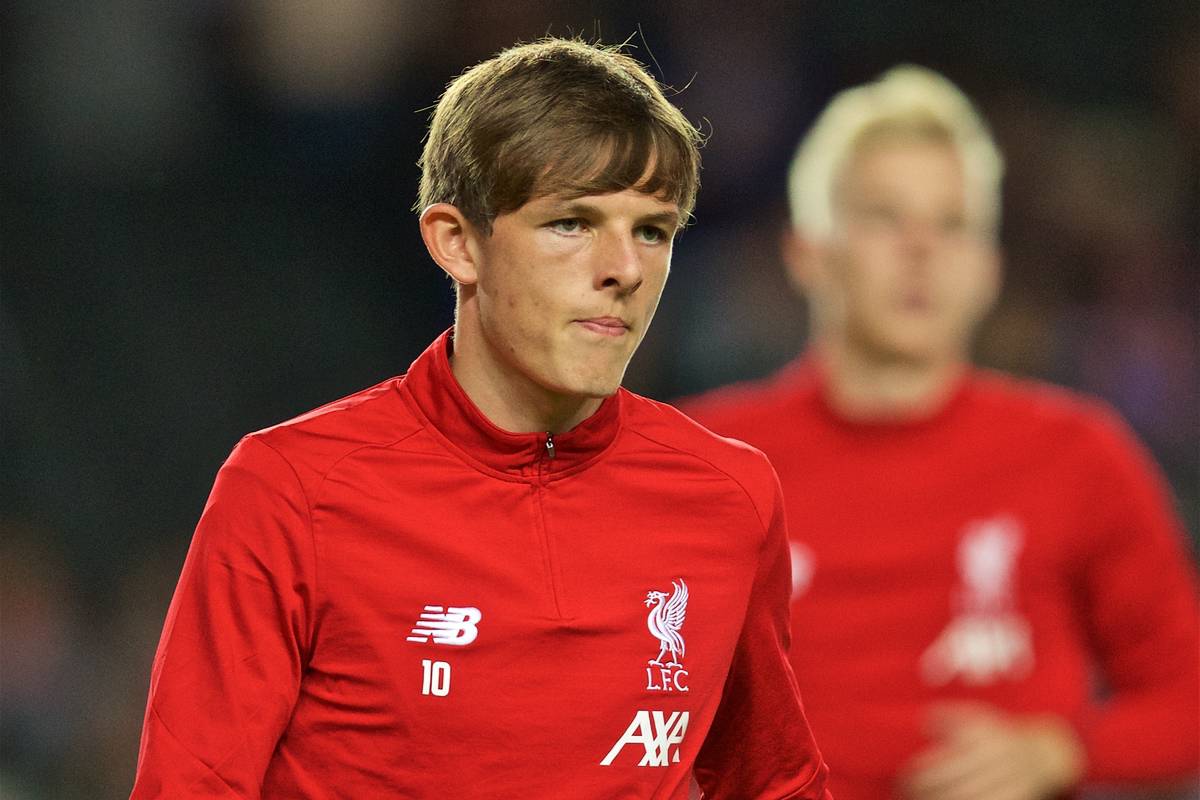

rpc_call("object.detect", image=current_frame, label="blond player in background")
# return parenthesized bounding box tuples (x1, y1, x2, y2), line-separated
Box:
(683, 66, 1200, 800)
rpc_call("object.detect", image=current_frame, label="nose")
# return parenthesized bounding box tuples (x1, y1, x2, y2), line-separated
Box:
(594, 230, 644, 294)
(899, 216, 938, 265)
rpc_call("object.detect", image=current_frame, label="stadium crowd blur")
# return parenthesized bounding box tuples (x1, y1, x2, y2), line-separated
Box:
(2, 2, 1197, 797)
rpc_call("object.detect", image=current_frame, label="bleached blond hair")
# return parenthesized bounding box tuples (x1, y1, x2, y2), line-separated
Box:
(788, 65, 1004, 239)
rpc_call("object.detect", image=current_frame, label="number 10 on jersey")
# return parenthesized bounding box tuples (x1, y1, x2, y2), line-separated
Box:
(421, 659, 451, 696)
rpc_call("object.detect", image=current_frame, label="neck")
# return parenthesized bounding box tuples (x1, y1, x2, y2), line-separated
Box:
(815, 338, 967, 422)
(448, 320, 602, 435)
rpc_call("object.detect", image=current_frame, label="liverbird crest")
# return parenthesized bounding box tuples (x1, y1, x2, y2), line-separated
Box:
(645, 578, 688, 667)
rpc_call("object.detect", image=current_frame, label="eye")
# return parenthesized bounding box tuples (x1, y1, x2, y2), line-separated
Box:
(548, 218, 586, 234)
(940, 214, 967, 234)
(861, 204, 901, 225)
(635, 225, 670, 244)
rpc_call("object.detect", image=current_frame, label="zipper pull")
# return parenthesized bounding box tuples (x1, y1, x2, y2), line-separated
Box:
(544, 432, 556, 460)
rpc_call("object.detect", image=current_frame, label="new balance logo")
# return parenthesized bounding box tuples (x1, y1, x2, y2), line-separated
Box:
(600, 710, 689, 767)
(405, 606, 482, 646)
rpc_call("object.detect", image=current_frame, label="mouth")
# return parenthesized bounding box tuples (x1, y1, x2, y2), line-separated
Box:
(898, 292, 935, 314)
(574, 316, 631, 337)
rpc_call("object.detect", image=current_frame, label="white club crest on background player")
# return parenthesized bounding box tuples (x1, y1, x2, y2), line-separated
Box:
(957, 517, 1022, 612)
(790, 541, 816, 599)
(644, 579, 690, 693)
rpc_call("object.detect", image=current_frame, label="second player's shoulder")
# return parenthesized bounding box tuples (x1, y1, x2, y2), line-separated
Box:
(675, 358, 814, 441)
(973, 370, 1119, 428)
(969, 369, 1145, 462)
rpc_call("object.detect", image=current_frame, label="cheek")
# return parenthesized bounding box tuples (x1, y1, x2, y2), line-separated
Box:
(497, 285, 558, 345)
(644, 259, 671, 298)
(482, 264, 538, 315)
(843, 251, 896, 305)
(836, 232, 888, 280)
(942, 247, 993, 304)
(478, 281, 533, 348)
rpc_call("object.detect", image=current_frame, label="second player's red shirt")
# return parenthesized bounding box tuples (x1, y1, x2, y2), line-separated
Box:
(682, 355, 1199, 798)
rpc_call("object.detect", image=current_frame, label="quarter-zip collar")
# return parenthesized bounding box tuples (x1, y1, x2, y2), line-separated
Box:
(398, 329, 622, 479)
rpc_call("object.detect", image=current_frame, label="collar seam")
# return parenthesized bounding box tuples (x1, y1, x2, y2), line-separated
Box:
(399, 381, 542, 483)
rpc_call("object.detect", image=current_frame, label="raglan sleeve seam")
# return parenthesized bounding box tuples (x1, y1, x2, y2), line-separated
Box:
(241, 435, 319, 660)
(626, 427, 775, 542)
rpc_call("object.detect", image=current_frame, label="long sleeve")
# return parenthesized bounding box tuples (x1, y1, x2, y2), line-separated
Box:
(1074, 412, 1200, 784)
(130, 435, 317, 798)
(693, 473, 832, 800)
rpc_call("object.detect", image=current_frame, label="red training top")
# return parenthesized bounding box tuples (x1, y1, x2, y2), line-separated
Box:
(130, 331, 830, 799)
(682, 356, 1199, 799)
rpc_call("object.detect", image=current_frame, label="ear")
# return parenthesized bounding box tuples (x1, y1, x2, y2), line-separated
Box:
(419, 203, 482, 286)
(781, 226, 823, 297)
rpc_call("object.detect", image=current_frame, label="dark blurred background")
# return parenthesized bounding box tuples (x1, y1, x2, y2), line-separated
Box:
(2, 1, 1197, 796)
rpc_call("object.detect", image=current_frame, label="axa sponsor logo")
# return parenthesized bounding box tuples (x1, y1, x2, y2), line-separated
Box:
(644, 578, 689, 693)
(600, 710, 689, 767)
(405, 605, 482, 646)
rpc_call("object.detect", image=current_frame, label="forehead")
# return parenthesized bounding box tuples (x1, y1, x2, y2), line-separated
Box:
(840, 139, 965, 200)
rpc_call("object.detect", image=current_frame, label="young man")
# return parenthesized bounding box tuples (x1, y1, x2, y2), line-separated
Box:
(129, 39, 830, 799)
(682, 66, 1199, 800)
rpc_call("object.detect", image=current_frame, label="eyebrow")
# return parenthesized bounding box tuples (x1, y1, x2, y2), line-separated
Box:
(640, 211, 684, 229)
(546, 200, 682, 230)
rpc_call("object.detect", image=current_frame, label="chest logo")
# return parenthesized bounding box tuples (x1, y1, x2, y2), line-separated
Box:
(405, 605, 482, 646)
(644, 579, 689, 693)
(920, 515, 1034, 686)
(790, 541, 816, 599)
(600, 710, 690, 767)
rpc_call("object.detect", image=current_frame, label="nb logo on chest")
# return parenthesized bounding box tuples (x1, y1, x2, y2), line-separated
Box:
(406, 605, 482, 646)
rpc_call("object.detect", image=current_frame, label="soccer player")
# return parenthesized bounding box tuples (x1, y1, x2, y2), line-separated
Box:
(681, 66, 1200, 800)
(128, 39, 830, 799)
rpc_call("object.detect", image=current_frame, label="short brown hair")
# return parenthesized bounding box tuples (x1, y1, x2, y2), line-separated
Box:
(417, 38, 702, 233)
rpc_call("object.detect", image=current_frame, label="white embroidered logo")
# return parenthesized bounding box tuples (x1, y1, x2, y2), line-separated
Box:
(790, 541, 816, 599)
(600, 710, 690, 766)
(644, 579, 689, 693)
(920, 516, 1034, 686)
(405, 605, 482, 646)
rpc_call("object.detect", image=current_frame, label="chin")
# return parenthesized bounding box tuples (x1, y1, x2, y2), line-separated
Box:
(560, 369, 626, 399)
(576, 379, 624, 399)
